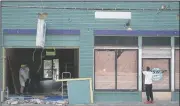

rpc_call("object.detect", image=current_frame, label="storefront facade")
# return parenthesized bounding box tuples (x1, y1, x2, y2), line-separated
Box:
(0, 0, 179, 102)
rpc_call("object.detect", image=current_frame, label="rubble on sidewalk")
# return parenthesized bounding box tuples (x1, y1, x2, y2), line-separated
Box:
(4, 98, 69, 106)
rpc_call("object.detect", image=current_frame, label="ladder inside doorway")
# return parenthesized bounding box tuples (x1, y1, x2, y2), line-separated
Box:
(61, 72, 71, 99)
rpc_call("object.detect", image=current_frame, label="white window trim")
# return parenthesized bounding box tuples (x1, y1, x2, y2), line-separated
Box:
(94, 46, 138, 50)
(138, 36, 142, 91)
(171, 37, 175, 92)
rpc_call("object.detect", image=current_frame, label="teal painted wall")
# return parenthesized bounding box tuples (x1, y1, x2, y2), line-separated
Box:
(68, 80, 91, 104)
(3, 35, 80, 47)
(94, 91, 141, 103)
(2, 2, 179, 30)
(172, 92, 180, 101)
(1, 1, 179, 102)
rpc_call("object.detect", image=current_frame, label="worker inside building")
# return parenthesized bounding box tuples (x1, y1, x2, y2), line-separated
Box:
(5, 48, 79, 96)
(19, 64, 30, 95)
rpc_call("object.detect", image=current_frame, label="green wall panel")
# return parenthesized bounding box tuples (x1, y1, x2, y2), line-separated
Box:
(4, 35, 80, 41)
(2, 2, 179, 30)
(68, 80, 91, 104)
(3, 35, 80, 47)
(94, 92, 142, 102)
(79, 29, 93, 78)
(172, 92, 180, 101)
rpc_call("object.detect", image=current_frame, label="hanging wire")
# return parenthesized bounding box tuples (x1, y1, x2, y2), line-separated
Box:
(37, 48, 44, 73)
(32, 48, 37, 62)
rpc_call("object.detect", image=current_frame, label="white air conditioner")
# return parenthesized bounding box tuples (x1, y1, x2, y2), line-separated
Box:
(36, 18, 46, 48)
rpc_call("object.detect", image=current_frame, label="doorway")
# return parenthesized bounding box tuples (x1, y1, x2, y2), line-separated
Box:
(142, 58, 171, 101)
(5, 48, 79, 95)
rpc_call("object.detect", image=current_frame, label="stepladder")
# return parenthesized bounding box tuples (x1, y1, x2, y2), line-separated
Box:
(61, 72, 71, 99)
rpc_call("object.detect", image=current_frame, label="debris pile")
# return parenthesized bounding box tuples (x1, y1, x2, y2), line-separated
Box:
(4, 98, 68, 106)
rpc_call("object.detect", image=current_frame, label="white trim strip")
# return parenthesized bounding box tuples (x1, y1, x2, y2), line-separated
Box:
(175, 47, 180, 49)
(142, 47, 172, 50)
(94, 46, 138, 49)
(171, 37, 175, 92)
(142, 57, 171, 59)
(138, 36, 142, 91)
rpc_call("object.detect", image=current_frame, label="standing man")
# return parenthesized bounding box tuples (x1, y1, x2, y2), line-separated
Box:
(143, 66, 154, 104)
(19, 64, 30, 95)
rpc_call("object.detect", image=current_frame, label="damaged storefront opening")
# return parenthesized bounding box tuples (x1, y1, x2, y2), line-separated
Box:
(4, 48, 79, 105)
(2, 13, 79, 105)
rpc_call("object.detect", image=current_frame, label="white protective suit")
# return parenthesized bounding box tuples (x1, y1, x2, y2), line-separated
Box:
(19, 67, 29, 87)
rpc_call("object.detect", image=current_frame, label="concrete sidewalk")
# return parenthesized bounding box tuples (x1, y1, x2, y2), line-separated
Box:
(1, 101, 179, 106)
(78, 101, 179, 106)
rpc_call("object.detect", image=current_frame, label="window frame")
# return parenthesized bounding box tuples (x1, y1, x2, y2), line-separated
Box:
(42, 58, 54, 80)
(94, 36, 138, 47)
(174, 49, 180, 91)
(142, 37, 171, 47)
(142, 58, 171, 92)
(175, 37, 180, 48)
(94, 49, 139, 91)
(174, 37, 179, 91)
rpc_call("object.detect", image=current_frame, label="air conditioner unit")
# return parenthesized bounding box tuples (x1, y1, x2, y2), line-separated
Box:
(36, 18, 46, 48)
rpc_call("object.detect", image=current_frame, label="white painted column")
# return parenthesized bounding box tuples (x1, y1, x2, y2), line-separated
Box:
(138, 36, 142, 91)
(171, 37, 175, 92)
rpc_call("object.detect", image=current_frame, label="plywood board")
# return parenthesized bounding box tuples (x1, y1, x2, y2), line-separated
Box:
(67, 80, 92, 104)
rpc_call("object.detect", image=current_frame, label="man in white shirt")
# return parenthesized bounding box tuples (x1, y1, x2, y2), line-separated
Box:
(19, 64, 30, 95)
(143, 66, 154, 104)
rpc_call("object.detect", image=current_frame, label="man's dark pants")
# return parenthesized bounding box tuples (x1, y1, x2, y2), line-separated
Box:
(145, 84, 153, 101)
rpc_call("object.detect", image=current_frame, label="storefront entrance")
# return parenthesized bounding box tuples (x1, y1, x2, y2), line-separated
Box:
(4, 48, 79, 95)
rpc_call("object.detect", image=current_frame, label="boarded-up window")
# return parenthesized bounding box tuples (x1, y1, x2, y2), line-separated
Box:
(175, 49, 179, 90)
(142, 59, 170, 90)
(117, 50, 138, 89)
(95, 50, 115, 89)
(95, 49, 138, 90)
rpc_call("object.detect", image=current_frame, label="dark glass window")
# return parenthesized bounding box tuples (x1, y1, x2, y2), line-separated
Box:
(175, 37, 180, 47)
(95, 36, 138, 47)
(142, 37, 171, 46)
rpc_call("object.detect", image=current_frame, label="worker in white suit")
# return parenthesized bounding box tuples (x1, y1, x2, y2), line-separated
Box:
(19, 64, 30, 95)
